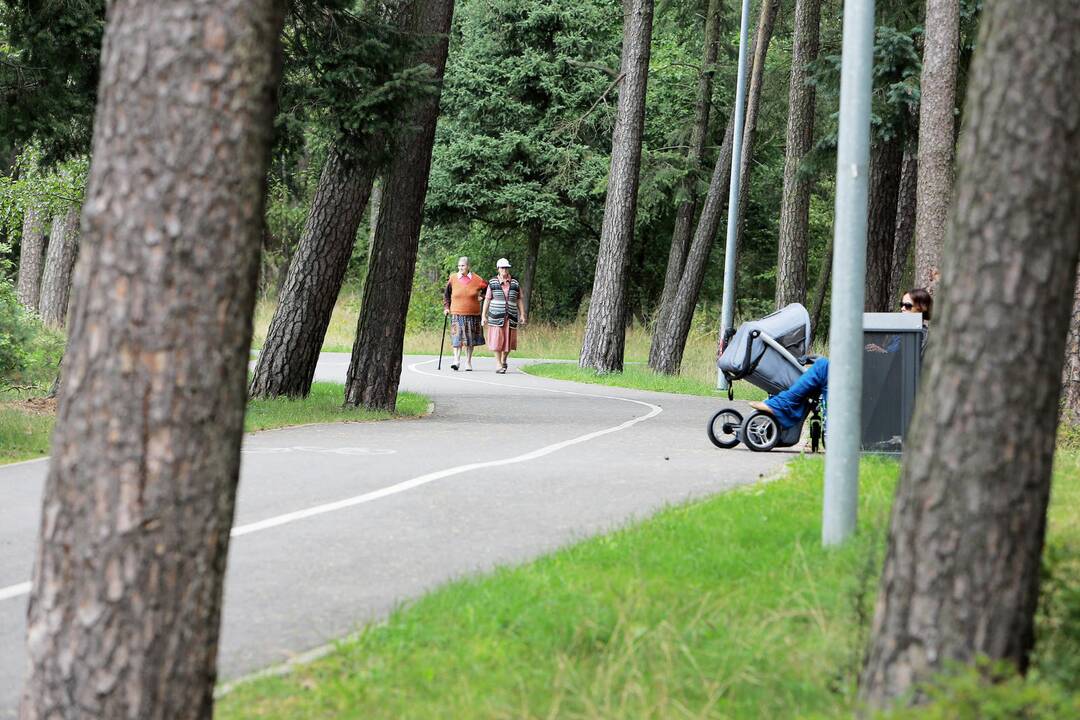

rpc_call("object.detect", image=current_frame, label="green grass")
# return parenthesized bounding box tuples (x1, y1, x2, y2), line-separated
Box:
(214, 457, 897, 718)
(244, 383, 428, 432)
(216, 453, 1080, 719)
(0, 383, 430, 466)
(522, 362, 768, 401)
(252, 294, 728, 389)
(0, 403, 54, 465)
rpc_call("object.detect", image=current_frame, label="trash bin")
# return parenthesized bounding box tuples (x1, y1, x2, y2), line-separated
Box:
(861, 312, 923, 453)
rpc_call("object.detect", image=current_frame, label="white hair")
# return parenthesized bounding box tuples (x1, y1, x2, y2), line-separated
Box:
(458, 256, 470, 265)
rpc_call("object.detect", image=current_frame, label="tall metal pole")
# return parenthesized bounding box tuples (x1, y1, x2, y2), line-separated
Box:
(822, 0, 875, 545)
(716, 0, 752, 390)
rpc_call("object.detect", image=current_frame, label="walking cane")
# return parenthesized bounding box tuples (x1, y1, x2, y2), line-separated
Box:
(438, 313, 448, 370)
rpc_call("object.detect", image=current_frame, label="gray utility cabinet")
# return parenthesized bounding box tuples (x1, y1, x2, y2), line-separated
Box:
(861, 313, 924, 453)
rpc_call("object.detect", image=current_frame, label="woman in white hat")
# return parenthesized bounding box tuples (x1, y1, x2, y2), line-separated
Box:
(481, 258, 526, 374)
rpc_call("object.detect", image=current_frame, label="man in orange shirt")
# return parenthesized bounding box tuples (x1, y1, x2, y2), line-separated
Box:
(443, 256, 488, 371)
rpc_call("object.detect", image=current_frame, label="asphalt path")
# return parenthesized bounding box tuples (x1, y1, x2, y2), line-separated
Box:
(0, 353, 792, 712)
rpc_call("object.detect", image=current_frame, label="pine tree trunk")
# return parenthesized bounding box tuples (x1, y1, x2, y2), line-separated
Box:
(732, 0, 781, 252)
(913, 0, 960, 294)
(648, 116, 734, 375)
(249, 149, 376, 398)
(344, 0, 456, 410)
(16, 204, 48, 312)
(578, 0, 653, 373)
(774, 0, 821, 309)
(860, 0, 1080, 707)
(648, 0, 776, 374)
(37, 205, 80, 328)
(864, 135, 904, 312)
(887, 133, 919, 303)
(18, 1, 283, 717)
(522, 223, 541, 315)
(808, 231, 833, 346)
(1063, 272, 1080, 426)
(368, 177, 382, 251)
(654, 0, 721, 325)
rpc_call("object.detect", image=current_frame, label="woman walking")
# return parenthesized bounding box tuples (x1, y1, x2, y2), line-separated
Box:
(482, 258, 526, 374)
(443, 256, 488, 371)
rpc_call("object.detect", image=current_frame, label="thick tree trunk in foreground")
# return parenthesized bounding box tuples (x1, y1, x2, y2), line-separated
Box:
(913, 0, 960, 293)
(861, 0, 1080, 707)
(249, 149, 376, 398)
(887, 136, 918, 302)
(648, 115, 735, 375)
(654, 0, 721, 325)
(16, 205, 48, 312)
(522, 223, 541, 315)
(1064, 274, 1080, 425)
(579, 0, 653, 372)
(774, 0, 822, 309)
(345, 0, 455, 410)
(37, 206, 80, 328)
(864, 135, 904, 312)
(18, 1, 282, 717)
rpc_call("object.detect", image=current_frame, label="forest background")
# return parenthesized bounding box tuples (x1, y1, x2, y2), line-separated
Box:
(0, 0, 980, 392)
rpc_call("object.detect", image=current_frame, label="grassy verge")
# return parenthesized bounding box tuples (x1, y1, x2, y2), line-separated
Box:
(521, 362, 767, 401)
(245, 383, 429, 431)
(0, 400, 55, 465)
(0, 383, 430, 466)
(213, 457, 889, 718)
(252, 295, 727, 389)
(216, 453, 1080, 719)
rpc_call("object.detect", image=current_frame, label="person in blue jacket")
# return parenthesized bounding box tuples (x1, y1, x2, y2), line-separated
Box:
(749, 288, 932, 428)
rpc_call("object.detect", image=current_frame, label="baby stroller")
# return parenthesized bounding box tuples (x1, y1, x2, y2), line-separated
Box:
(707, 303, 824, 452)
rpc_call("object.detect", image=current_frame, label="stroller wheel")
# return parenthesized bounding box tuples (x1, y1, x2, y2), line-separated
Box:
(707, 409, 743, 449)
(742, 411, 779, 452)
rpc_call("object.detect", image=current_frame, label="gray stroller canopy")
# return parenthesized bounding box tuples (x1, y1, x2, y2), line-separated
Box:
(718, 303, 811, 396)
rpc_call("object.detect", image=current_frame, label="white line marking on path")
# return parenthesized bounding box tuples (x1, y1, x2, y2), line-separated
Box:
(0, 359, 662, 603)
(0, 582, 31, 601)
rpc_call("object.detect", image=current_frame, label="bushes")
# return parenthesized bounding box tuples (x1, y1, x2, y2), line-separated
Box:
(0, 276, 65, 390)
(875, 660, 1080, 719)
(0, 278, 36, 378)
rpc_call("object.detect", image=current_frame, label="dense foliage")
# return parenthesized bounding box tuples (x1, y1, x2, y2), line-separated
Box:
(0, 0, 980, 332)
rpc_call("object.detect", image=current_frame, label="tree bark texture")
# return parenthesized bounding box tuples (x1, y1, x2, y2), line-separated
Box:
(648, 116, 735, 375)
(732, 0, 781, 253)
(913, 0, 960, 294)
(368, 177, 382, 251)
(864, 135, 904, 312)
(1064, 272, 1080, 425)
(654, 0, 722, 325)
(887, 137, 918, 303)
(807, 231, 833, 346)
(578, 0, 653, 373)
(18, 1, 283, 717)
(522, 223, 541, 315)
(37, 206, 81, 328)
(16, 205, 48, 312)
(648, 0, 775, 375)
(249, 149, 376, 398)
(344, 0, 455, 410)
(860, 0, 1080, 707)
(774, 0, 822, 309)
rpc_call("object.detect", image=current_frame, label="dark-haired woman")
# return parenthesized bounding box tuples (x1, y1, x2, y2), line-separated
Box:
(749, 288, 933, 428)
(481, 258, 526, 374)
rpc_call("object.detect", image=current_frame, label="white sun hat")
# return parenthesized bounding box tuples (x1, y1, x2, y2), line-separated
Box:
(496, 258, 512, 268)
